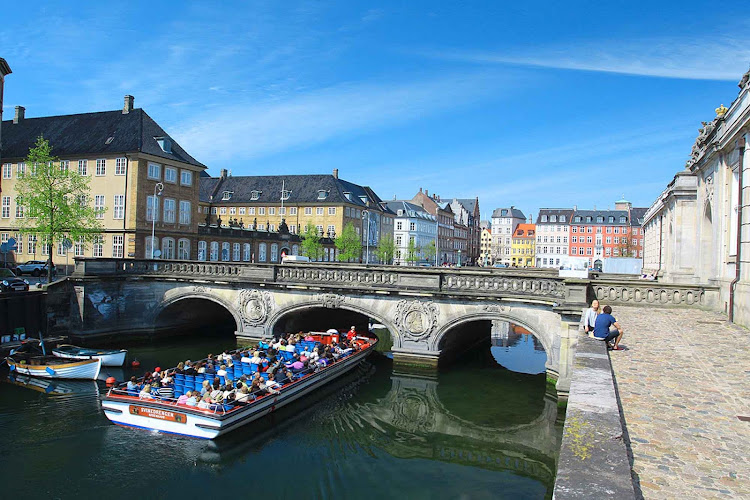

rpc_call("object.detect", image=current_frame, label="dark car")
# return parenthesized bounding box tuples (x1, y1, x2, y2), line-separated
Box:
(0, 268, 30, 292)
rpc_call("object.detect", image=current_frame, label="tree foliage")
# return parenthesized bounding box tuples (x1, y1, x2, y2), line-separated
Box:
(406, 238, 420, 265)
(300, 222, 323, 261)
(334, 222, 362, 262)
(16, 136, 103, 280)
(422, 240, 436, 264)
(374, 233, 395, 264)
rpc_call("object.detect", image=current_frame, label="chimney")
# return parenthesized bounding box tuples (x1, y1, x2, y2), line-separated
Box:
(419, 187, 423, 193)
(333, 168, 339, 179)
(425, 189, 429, 196)
(13, 106, 24, 124)
(123, 95, 134, 114)
(220, 168, 228, 179)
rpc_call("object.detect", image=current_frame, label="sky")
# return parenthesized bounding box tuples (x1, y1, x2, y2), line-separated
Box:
(2, 1, 749, 221)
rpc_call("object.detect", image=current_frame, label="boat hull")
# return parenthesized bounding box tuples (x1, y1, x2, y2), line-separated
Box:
(7, 357, 102, 380)
(52, 347, 127, 367)
(101, 344, 373, 439)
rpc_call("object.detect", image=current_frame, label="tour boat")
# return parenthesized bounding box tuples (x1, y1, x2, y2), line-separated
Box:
(6, 354, 102, 380)
(100, 335, 377, 439)
(52, 344, 128, 367)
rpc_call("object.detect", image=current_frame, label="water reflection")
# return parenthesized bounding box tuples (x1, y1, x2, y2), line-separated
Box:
(491, 320, 548, 375)
(0, 336, 560, 499)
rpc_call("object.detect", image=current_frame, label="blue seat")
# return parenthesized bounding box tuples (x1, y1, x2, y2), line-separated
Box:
(242, 365, 252, 375)
(174, 387, 184, 397)
(175, 373, 185, 383)
(219, 376, 226, 385)
(195, 381, 203, 392)
(185, 375, 195, 384)
(259, 372, 269, 381)
(250, 363, 258, 373)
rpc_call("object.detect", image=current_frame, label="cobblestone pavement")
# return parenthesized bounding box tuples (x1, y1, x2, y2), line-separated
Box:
(608, 306, 750, 499)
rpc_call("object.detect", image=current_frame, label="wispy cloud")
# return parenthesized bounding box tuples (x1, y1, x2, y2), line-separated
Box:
(421, 36, 750, 81)
(172, 72, 519, 164)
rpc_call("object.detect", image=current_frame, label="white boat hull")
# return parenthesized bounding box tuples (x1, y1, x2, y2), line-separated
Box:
(8, 358, 102, 380)
(52, 348, 127, 367)
(101, 345, 373, 439)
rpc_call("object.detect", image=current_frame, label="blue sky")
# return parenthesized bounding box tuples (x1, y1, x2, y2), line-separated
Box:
(2, 1, 749, 220)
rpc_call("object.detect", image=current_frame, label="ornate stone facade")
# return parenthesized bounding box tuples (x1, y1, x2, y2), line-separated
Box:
(393, 299, 440, 341)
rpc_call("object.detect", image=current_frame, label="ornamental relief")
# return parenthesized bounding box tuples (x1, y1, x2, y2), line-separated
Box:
(315, 293, 346, 309)
(393, 299, 439, 341)
(236, 289, 274, 327)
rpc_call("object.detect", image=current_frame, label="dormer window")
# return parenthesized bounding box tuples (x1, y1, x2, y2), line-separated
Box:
(280, 190, 291, 201)
(619, 216, 627, 223)
(541, 215, 548, 222)
(222, 191, 233, 201)
(251, 190, 261, 200)
(359, 196, 368, 205)
(596, 216, 603, 223)
(585, 216, 592, 223)
(155, 136, 172, 154)
(344, 191, 352, 201)
(560, 216, 566, 223)
(550, 215, 557, 222)
(317, 190, 329, 200)
(397, 209, 403, 216)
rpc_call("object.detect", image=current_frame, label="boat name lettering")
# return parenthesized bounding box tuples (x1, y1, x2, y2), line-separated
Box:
(129, 405, 187, 424)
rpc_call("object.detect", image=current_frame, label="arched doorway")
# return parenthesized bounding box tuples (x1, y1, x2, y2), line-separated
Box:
(154, 297, 238, 338)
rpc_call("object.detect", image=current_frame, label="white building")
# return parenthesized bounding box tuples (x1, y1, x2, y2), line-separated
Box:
(491, 207, 526, 265)
(643, 68, 750, 327)
(535, 209, 573, 268)
(385, 201, 437, 266)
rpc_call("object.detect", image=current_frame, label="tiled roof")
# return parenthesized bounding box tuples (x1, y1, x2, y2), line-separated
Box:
(492, 207, 526, 219)
(513, 223, 536, 237)
(536, 209, 575, 224)
(571, 209, 631, 225)
(629, 207, 648, 227)
(385, 200, 436, 221)
(1, 109, 205, 168)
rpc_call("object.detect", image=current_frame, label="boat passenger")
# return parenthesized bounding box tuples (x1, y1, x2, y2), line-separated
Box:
(210, 383, 223, 401)
(196, 363, 206, 374)
(217, 365, 227, 377)
(308, 348, 320, 363)
(200, 380, 210, 396)
(186, 391, 198, 406)
(198, 393, 211, 409)
(127, 376, 139, 391)
(175, 362, 185, 374)
(285, 342, 296, 353)
(241, 351, 252, 364)
(158, 383, 174, 399)
(235, 386, 251, 403)
(347, 325, 357, 341)
(205, 363, 216, 375)
(265, 373, 280, 392)
(139, 384, 154, 399)
(304, 334, 315, 341)
(176, 392, 189, 405)
(184, 362, 197, 376)
(250, 351, 262, 365)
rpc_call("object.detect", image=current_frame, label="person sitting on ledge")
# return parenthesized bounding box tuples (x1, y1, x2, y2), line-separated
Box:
(593, 305, 625, 350)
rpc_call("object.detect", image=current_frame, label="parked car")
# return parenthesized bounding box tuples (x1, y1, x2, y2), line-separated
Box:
(0, 268, 30, 292)
(15, 260, 56, 277)
(493, 263, 507, 268)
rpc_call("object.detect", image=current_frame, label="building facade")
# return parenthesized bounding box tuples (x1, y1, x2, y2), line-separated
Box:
(0, 58, 11, 168)
(479, 221, 492, 266)
(511, 223, 536, 267)
(643, 69, 750, 326)
(535, 209, 573, 268)
(491, 207, 526, 266)
(385, 200, 436, 266)
(1, 95, 206, 262)
(411, 189, 456, 264)
(449, 197, 481, 265)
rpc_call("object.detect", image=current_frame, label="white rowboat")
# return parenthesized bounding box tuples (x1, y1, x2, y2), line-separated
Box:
(7, 356, 102, 380)
(52, 344, 127, 367)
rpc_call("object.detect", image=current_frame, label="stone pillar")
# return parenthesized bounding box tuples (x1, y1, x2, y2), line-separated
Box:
(553, 319, 580, 399)
(235, 325, 266, 343)
(391, 349, 440, 374)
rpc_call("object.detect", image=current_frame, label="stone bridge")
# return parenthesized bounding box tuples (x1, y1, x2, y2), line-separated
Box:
(63, 258, 720, 396)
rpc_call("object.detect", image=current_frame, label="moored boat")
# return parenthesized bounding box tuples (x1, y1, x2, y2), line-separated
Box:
(101, 335, 377, 439)
(52, 344, 127, 367)
(6, 354, 102, 380)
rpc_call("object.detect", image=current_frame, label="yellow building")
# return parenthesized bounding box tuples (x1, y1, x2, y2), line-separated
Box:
(479, 225, 492, 265)
(511, 223, 535, 267)
(0, 96, 206, 264)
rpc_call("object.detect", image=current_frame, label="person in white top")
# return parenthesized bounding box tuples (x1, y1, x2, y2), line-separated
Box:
(217, 365, 227, 377)
(286, 342, 296, 352)
(582, 299, 600, 335)
(197, 393, 211, 409)
(250, 351, 262, 364)
(241, 352, 252, 364)
(307, 348, 320, 363)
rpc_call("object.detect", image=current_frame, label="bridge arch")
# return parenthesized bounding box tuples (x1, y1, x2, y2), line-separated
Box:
(153, 292, 242, 334)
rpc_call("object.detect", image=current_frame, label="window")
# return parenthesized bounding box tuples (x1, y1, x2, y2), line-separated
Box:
(78, 160, 88, 175)
(248, 207, 255, 215)
(328, 207, 336, 215)
(256, 207, 264, 216)
(606, 237, 612, 244)
(614, 227, 620, 234)
(197, 241, 207, 261)
(163, 198, 176, 223)
(596, 216, 603, 223)
(221, 242, 230, 261)
(93, 235, 104, 257)
(606, 227, 612, 233)
(113, 195, 125, 220)
(1, 197, 9, 218)
(96, 159, 106, 176)
(619, 216, 627, 223)
(608, 216, 614, 223)
(396, 236, 402, 246)
(74, 238, 85, 257)
(317, 190, 328, 200)
(271, 243, 278, 262)
(316, 225, 324, 235)
(239, 207, 246, 215)
(243, 243, 251, 262)
(112, 235, 124, 258)
(222, 191, 233, 201)
(316, 207, 324, 215)
(162, 238, 175, 259)
(279, 207, 285, 215)
(327, 224, 335, 235)
(220, 207, 227, 215)
(550, 215, 557, 222)
(180, 170, 193, 186)
(229, 207, 236, 216)
(290, 207, 297, 215)
(147, 163, 161, 180)
(2, 164, 11, 179)
(209, 241, 219, 261)
(269, 207, 275, 215)
(281, 190, 290, 201)
(164, 167, 177, 183)
(146, 196, 159, 222)
(179, 201, 191, 224)
(233, 243, 241, 261)
(211, 207, 217, 215)
(409, 222, 416, 231)
(250, 190, 261, 200)
(586, 247, 592, 255)
(289, 224, 297, 234)
(613, 237, 619, 244)
(178, 239, 190, 260)
(258, 243, 267, 262)
(27, 235, 37, 255)
(560, 216, 566, 223)
(572, 247, 577, 255)
(396, 222, 402, 230)
(17, 163, 26, 175)
(15, 200, 24, 218)
(113, 157, 126, 176)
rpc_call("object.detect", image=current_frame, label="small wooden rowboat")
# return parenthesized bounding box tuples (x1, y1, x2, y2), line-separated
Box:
(52, 344, 127, 367)
(6, 354, 101, 380)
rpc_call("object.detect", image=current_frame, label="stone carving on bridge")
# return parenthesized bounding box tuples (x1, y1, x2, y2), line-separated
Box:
(315, 293, 346, 309)
(483, 303, 508, 313)
(192, 285, 207, 294)
(393, 299, 439, 341)
(236, 290, 275, 327)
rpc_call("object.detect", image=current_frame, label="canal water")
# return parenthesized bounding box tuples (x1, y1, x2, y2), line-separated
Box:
(0, 332, 562, 499)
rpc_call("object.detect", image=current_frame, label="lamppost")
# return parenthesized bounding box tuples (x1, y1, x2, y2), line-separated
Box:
(150, 182, 164, 259)
(458, 248, 462, 267)
(435, 215, 439, 267)
(362, 210, 370, 264)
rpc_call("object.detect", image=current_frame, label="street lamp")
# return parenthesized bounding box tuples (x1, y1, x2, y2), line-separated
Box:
(150, 182, 164, 259)
(362, 210, 370, 264)
(458, 249, 462, 267)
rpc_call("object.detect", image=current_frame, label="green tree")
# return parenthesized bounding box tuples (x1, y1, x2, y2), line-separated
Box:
(16, 136, 102, 281)
(406, 238, 419, 265)
(374, 234, 396, 264)
(335, 222, 362, 262)
(300, 222, 323, 261)
(422, 240, 436, 264)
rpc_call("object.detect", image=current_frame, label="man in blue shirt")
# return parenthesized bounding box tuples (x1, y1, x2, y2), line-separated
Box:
(593, 305, 624, 350)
